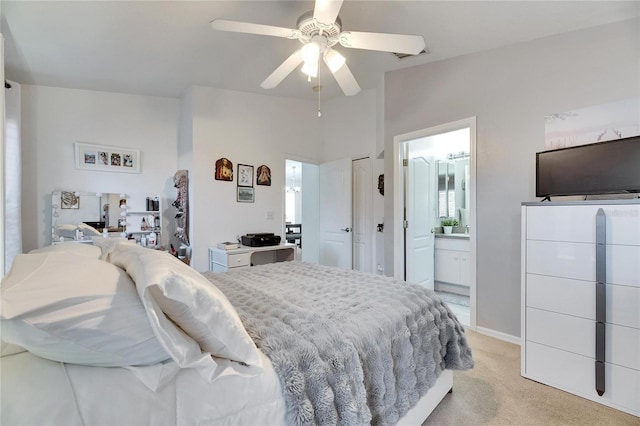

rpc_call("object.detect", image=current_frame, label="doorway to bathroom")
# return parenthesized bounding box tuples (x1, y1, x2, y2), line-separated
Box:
(392, 117, 476, 328)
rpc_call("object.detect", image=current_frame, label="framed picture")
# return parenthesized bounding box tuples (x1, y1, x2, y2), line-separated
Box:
(215, 158, 233, 181)
(237, 164, 253, 187)
(75, 142, 140, 173)
(61, 191, 79, 209)
(256, 165, 271, 186)
(237, 186, 254, 203)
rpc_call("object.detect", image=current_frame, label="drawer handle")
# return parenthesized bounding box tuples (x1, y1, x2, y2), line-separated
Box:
(595, 208, 606, 397)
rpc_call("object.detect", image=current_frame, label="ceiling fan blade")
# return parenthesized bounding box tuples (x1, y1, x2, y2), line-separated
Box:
(313, 0, 343, 25)
(339, 31, 425, 55)
(261, 50, 303, 89)
(211, 19, 298, 39)
(327, 60, 361, 96)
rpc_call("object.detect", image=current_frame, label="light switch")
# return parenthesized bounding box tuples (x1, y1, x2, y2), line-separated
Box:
(266, 211, 274, 220)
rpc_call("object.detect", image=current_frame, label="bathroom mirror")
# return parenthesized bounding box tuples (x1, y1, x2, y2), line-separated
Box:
(437, 158, 469, 224)
(51, 191, 123, 242)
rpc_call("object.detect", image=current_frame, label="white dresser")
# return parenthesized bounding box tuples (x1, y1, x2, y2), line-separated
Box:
(521, 200, 640, 417)
(209, 244, 296, 272)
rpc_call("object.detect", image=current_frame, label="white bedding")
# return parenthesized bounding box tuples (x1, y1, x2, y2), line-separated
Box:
(0, 244, 470, 425)
(0, 350, 286, 425)
(0, 349, 453, 425)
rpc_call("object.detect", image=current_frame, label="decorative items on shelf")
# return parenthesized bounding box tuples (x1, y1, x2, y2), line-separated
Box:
(145, 196, 160, 211)
(119, 194, 127, 236)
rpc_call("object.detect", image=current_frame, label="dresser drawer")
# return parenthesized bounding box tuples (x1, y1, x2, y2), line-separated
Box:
(526, 274, 640, 329)
(526, 204, 640, 245)
(526, 240, 640, 287)
(524, 342, 640, 416)
(227, 252, 251, 268)
(526, 307, 640, 371)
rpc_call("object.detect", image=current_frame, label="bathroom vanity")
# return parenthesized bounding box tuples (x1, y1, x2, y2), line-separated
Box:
(434, 233, 470, 295)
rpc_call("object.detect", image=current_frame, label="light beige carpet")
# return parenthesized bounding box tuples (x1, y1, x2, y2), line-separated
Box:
(424, 330, 639, 425)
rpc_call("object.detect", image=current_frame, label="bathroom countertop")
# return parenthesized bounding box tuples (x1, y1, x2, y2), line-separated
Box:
(435, 233, 470, 239)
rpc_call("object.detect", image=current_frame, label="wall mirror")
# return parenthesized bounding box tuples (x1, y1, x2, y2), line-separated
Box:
(437, 157, 469, 224)
(51, 191, 123, 242)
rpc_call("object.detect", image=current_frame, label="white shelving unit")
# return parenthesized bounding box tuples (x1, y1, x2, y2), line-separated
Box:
(121, 196, 162, 245)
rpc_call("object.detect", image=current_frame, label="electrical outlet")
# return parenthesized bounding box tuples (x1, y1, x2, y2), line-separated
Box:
(266, 211, 274, 220)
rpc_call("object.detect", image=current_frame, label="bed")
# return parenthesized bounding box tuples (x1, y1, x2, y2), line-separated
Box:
(0, 241, 473, 425)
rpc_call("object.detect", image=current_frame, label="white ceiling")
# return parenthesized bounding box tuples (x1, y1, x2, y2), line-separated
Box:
(2, 1, 639, 100)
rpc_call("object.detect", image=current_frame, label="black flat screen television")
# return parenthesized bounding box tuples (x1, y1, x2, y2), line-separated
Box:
(536, 135, 640, 198)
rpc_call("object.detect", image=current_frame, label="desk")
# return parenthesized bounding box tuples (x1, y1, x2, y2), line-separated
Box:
(209, 244, 296, 272)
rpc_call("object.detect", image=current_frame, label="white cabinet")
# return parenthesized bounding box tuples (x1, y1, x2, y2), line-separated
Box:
(435, 237, 470, 287)
(209, 244, 296, 273)
(521, 201, 640, 418)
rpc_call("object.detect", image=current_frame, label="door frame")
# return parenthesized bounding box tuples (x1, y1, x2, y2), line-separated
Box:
(393, 117, 477, 330)
(283, 155, 320, 263)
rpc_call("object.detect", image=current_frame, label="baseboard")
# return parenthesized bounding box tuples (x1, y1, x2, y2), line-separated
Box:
(434, 281, 470, 296)
(475, 326, 521, 346)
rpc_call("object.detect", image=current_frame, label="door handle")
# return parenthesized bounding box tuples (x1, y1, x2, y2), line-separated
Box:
(340, 227, 352, 233)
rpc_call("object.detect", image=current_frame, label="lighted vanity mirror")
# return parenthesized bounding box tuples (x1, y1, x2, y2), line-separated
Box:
(51, 191, 123, 242)
(437, 157, 470, 225)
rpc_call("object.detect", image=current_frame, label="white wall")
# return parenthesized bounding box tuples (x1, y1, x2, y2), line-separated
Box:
(320, 88, 377, 163)
(21, 85, 180, 250)
(384, 19, 640, 337)
(187, 86, 321, 271)
(300, 162, 319, 264)
(174, 86, 194, 254)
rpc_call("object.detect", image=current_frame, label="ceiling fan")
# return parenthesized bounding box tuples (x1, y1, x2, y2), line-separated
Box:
(210, 0, 425, 96)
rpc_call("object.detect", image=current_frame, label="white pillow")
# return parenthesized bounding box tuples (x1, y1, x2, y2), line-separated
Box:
(109, 244, 262, 378)
(1, 340, 26, 357)
(53, 224, 77, 239)
(78, 222, 102, 236)
(29, 242, 101, 258)
(91, 237, 136, 261)
(0, 253, 170, 367)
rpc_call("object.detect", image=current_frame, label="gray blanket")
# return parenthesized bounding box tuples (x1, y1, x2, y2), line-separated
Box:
(204, 261, 473, 425)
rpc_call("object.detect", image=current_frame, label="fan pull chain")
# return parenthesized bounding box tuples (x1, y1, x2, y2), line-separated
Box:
(317, 64, 322, 117)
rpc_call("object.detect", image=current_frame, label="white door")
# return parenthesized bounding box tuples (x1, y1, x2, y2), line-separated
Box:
(352, 158, 372, 273)
(319, 158, 352, 269)
(405, 155, 435, 288)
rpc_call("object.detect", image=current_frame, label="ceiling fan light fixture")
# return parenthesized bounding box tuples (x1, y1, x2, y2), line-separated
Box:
(301, 42, 320, 64)
(324, 49, 345, 72)
(301, 61, 318, 78)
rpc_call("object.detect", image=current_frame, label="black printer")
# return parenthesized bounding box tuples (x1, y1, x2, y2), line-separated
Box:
(241, 233, 281, 247)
